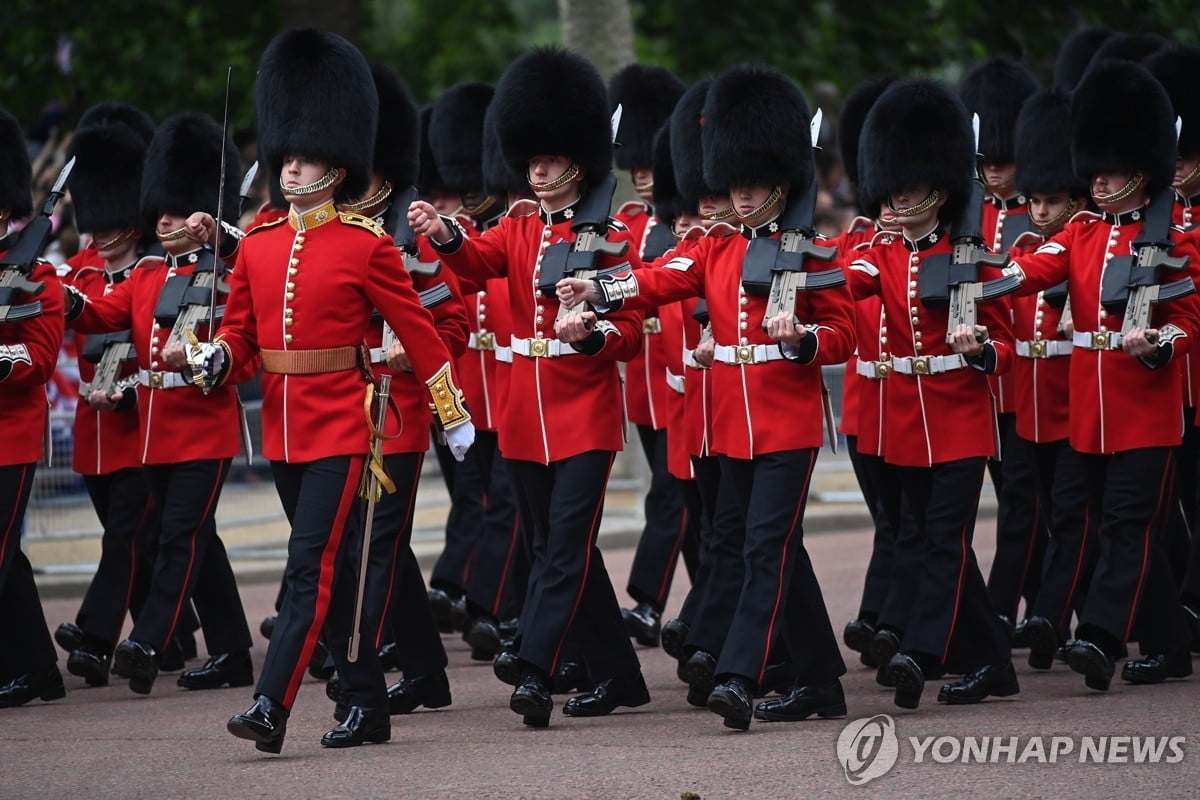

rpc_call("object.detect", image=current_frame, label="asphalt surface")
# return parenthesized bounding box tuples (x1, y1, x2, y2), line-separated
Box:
(4, 523, 1199, 800)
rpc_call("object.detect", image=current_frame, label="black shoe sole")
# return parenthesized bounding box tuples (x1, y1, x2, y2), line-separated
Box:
(660, 622, 688, 660)
(1024, 623, 1058, 671)
(707, 692, 751, 731)
(389, 691, 453, 714)
(843, 622, 875, 654)
(227, 719, 284, 754)
(67, 655, 110, 687)
(177, 673, 255, 690)
(510, 694, 551, 728)
(54, 624, 83, 654)
(889, 665, 924, 709)
(112, 648, 156, 695)
(754, 702, 847, 722)
(936, 681, 1020, 704)
(493, 657, 521, 687)
(679, 659, 716, 692)
(1066, 649, 1113, 692)
(321, 727, 390, 748)
(869, 635, 900, 669)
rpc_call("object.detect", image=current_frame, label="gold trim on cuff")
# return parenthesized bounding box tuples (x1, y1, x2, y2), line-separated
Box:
(425, 362, 471, 429)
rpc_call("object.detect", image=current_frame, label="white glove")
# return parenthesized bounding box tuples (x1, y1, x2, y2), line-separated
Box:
(182, 332, 226, 392)
(443, 420, 475, 462)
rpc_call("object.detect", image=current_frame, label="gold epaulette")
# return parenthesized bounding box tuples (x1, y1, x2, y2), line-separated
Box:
(339, 211, 387, 237)
(244, 216, 289, 236)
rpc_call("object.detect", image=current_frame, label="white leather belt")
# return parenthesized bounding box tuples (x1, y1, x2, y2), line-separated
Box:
(1073, 330, 1124, 351)
(712, 343, 787, 366)
(510, 336, 582, 358)
(368, 347, 387, 364)
(889, 354, 967, 376)
(469, 331, 496, 351)
(666, 370, 685, 394)
(854, 359, 891, 379)
(494, 345, 513, 364)
(1016, 339, 1073, 358)
(137, 369, 191, 389)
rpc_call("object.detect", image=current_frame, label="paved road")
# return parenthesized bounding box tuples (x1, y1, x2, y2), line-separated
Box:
(4, 523, 1198, 799)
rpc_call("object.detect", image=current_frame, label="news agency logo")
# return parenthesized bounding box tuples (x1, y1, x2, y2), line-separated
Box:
(836, 715, 1187, 786)
(837, 714, 899, 786)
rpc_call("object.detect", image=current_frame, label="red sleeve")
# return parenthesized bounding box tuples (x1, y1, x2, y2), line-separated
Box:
(434, 217, 514, 284)
(72, 271, 136, 334)
(423, 267, 470, 359)
(978, 264, 1015, 376)
(845, 244, 884, 300)
(3, 262, 64, 386)
(618, 237, 710, 310)
(214, 246, 260, 385)
(1009, 226, 1073, 295)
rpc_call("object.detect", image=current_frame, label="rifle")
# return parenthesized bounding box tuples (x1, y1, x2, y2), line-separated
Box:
(918, 115, 1018, 343)
(81, 329, 136, 397)
(0, 157, 74, 323)
(1100, 187, 1194, 340)
(737, 110, 843, 328)
(154, 248, 228, 348)
(536, 171, 631, 321)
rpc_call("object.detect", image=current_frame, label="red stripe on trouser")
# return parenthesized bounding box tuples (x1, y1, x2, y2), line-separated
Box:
(1058, 505, 1092, 630)
(758, 455, 817, 682)
(492, 516, 522, 618)
(283, 456, 363, 709)
(1123, 453, 1173, 641)
(162, 464, 226, 650)
(0, 464, 32, 571)
(374, 464, 422, 650)
(940, 518, 972, 664)
(654, 507, 690, 607)
(550, 453, 615, 674)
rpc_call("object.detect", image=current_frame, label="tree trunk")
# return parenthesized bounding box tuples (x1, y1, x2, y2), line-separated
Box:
(557, 0, 635, 81)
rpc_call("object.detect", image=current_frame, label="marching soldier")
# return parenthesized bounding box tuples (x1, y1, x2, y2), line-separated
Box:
(560, 63, 855, 730)
(607, 64, 690, 648)
(409, 46, 649, 728)
(65, 111, 254, 696)
(177, 29, 473, 753)
(0, 105, 67, 708)
(331, 63, 467, 717)
(55, 102, 159, 686)
(960, 56, 1046, 642)
(850, 78, 1017, 709)
(1007, 59, 1200, 690)
(1007, 88, 1098, 669)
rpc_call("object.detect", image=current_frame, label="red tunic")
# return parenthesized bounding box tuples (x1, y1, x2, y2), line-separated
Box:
(617, 221, 855, 458)
(0, 255, 64, 466)
(982, 198, 1029, 416)
(617, 201, 670, 429)
(848, 229, 1014, 467)
(653, 233, 706, 480)
(1011, 211, 1200, 453)
(433, 202, 644, 464)
(217, 203, 463, 463)
(72, 249, 244, 465)
(1174, 195, 1200, 414)
(829, 217, 886, 447)
(65, 248, 144, 475)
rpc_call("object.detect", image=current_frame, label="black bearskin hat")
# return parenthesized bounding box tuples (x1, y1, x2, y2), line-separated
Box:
(481, 102, 524, 197)
(1085, 33, 1168, 74)
(1054, 27, 1112, 91)
(140, 111, 239, 229)
(651, 123, 682, 221)
(68, 102, 154, 233)
(859, 79, 974, 225)
(608, 64, 685, 172)
(1071, 59, 1176, 193)
(492, 47, 612, 184)
(370, 65, 420, 189)
(702, 64, 812, 193)
(1015, 89, 1088, 198)
(1146, 46, 1200, 158)
(0, 107, 32, 220)
(839, 77, 892, 215)
(417, 106, 446, 194)
(430, 82, 494, 192)
(959, 57, 1040, 165)
(670, 80, 714, 211)
(256, 28, 377, 202)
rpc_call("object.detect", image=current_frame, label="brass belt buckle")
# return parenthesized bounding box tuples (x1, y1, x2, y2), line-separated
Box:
(1029, 340, 1047, 358)
(475, 332, 494, 351)
(149, 372, 164, 389)
(911, 356, 931, 375)
(529, 338, 550, 358)
(643, 317, 662, 334)
(874, 361, 890, 379)
(1091, 331, 1110, 350)
(735, 345, 755, 364)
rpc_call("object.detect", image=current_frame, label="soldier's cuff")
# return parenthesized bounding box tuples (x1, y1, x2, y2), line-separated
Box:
(965, 341, 996, 372)
(779, 327, 820, 364)
(64, 284, 87, 322)
(116, 385, 138, 412)
(428, 217, 466, 254)
(594, 272, 638, 312)
(426, 361, 471, 428)
(1140, 325, 1183, 369)
(570, 320, 619, 356)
